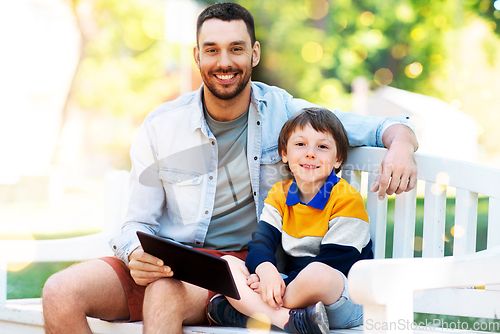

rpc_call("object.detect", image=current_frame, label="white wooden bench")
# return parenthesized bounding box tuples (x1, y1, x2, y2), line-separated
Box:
(1, 147, 499, 334)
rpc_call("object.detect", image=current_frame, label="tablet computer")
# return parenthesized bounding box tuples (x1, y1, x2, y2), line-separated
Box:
(137, 231, 240, 300)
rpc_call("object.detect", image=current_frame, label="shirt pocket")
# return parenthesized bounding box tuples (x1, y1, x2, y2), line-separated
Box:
(159, 169, 203, 224)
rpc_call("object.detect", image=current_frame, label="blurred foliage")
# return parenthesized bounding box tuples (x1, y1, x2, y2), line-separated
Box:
(63, 0, 500, 168)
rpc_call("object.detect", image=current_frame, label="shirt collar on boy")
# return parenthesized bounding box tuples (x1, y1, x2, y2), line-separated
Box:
(285, 172, 341, 210)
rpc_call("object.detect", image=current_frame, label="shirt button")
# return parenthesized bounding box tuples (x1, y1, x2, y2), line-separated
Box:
(209, 176, 213, 180)
(254, 156, 258, 161)
(205, 210, 209, 214)
(257, 121, 260, 125)
(253, 192, 257, 196)
(211, 141, 215, 145)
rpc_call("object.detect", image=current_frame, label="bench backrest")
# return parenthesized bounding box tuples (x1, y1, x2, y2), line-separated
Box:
(341, 147, 500, 319)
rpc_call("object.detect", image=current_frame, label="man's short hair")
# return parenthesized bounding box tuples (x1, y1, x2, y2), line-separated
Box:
(278, 108, 349, 174)
(196, 2, 256, 46)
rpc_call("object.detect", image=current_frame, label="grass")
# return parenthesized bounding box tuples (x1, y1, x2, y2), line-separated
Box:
(5, 197, 499, 331)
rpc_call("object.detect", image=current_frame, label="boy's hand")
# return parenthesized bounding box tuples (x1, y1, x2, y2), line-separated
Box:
(255, 262, 286, 309)
(128, 246, 174, 286)
(246, 273, 260, 292)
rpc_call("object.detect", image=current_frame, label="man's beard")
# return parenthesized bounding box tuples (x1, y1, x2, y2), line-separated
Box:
(201, 59, 253, 101)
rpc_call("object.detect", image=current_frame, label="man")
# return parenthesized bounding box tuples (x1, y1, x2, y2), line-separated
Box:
(42, 3, 418, 334)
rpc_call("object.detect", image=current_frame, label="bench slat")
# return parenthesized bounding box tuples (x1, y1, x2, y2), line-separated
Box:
(422, 182, 447, 258)
(367, 173, 388, 259)
(393, 188, 417, 258)
(453, 189, 478, 256)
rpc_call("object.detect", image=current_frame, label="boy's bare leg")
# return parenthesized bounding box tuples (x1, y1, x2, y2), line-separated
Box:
(223, 256, 290, 329)
(142, 277, 209, 334)
(283, 262, 344, 309)
(42, 259, 129, 334)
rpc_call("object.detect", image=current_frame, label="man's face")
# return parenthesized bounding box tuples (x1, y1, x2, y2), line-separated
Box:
(194, 19, 260, 101)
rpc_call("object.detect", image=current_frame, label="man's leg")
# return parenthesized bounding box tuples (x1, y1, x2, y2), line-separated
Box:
(42, 259, 129, 334)
(142, 277, 208, 334)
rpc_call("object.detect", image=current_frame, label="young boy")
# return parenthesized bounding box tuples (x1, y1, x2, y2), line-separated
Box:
(208, 108, 373, 333)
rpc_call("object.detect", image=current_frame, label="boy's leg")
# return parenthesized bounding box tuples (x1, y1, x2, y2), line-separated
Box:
(282, 262, 344, 309)
(324, 273, 363, 329)
(43, 259, 130, 333)
(222, 255, 290, 329)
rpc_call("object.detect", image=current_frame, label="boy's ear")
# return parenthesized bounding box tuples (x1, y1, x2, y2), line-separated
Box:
(281, 151, 288, 164)
(334, 157, 342, 170)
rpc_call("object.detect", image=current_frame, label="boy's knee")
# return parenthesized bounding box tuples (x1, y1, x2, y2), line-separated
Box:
(303, 263, 344, 288)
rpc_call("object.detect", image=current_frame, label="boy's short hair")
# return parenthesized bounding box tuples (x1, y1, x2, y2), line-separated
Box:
(278, 108, 349, 174)
(196, 2, 256, 46)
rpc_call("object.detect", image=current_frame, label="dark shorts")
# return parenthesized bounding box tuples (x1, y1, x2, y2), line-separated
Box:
(100, 248, 248, 323)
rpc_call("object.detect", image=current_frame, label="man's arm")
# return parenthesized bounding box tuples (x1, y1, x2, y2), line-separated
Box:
(371, 124, 418, 200)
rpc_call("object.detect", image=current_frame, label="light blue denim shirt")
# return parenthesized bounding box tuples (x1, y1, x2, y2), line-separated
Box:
(109, 81, 412, 265)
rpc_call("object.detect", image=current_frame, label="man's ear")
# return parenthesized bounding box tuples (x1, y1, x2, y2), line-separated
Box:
(193, 45, 201, 69)
(252, 41, 261, 67)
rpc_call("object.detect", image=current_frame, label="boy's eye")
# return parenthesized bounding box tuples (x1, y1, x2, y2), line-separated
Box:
(319, 145, 329, 149)
(295, 142, 305, 146)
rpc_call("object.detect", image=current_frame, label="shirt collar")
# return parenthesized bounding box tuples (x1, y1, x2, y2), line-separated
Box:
(285, 172, 340, 210)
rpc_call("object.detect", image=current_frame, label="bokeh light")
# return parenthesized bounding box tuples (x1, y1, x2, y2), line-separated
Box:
(481, 88, 491, 99)
(431, 183, 446, 195)
(436, 172, 450, 185)
(302, 42, 323, 63)
(374, 68, 393, 86)
(450, 99, 462, 109)
(320, 84, 339, 102)
(360, 11, 375, 26)
(350, 45, 368, 62)
(410, 27, 426, 41)
(434, 15, 447, 28)
(494, 0, 500, 10)
(405, 62, 423, 78)
(391, 44, 409, 59)
(396, 3, 415, 22)
(451, 225, 464, 238)
(247, 312, 271, 331)
(124, 19, 153, 50)
(305, 0, 329, 20)
(142, 7, 165, 40)
(430, 54, 443, 64)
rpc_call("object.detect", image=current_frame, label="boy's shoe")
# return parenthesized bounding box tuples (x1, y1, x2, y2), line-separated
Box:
(286, 301, 330, 334)
(207, 294, 249, 328)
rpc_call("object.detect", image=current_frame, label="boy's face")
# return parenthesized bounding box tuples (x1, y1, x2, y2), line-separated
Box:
(282, 124, 341, 189)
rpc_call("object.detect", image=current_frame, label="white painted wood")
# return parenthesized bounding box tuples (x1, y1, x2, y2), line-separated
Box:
(0, 263, 5, 307)
(422, 182, 447, 258)
(414, 288, 500, 318)
(367, 173, 388, 260)
(392, 189, 417, 258)
(343, 170, 362, 192)
(3, 148, 500, 334)
(453, 189, 478, 256)
(487, 197, 500, 248)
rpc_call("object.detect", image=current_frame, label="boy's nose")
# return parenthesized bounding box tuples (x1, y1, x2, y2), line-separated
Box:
(305, 147, 316, 159)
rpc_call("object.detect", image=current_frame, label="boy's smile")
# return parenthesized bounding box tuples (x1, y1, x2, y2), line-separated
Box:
(282, 124, 341, 203)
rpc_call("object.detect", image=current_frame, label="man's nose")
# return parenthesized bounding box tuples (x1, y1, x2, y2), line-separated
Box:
(218, 50, 232, 68)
